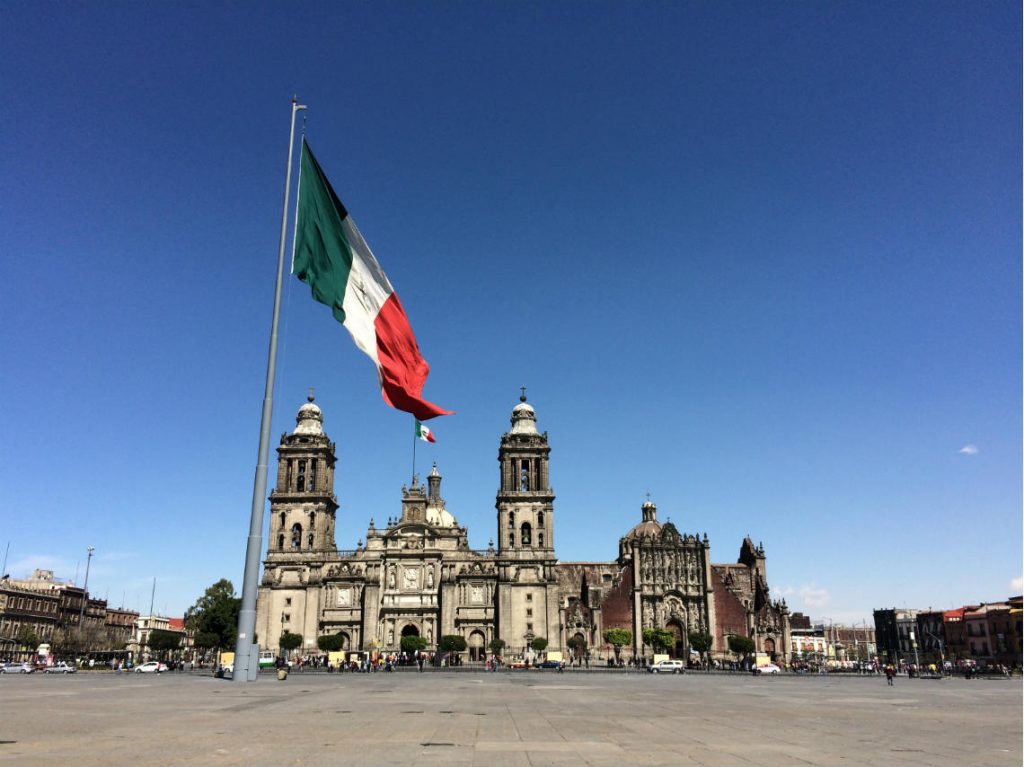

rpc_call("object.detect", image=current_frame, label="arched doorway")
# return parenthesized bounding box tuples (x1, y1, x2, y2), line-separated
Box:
(763, 637, 776, 660)
(338, 632, 351, 650)
(399, 624, 420, 654)
(666, 620, 685, 659)
(571, 632, 587, 662)
(468, 630, 486, 661)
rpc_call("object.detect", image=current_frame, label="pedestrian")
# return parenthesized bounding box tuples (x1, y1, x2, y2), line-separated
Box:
(885, 665, 895, 686)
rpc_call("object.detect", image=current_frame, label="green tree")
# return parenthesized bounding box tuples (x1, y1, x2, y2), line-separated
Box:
(566, 635, 588, 657)
(438, 635, 467, 653)
(642, 628, 675, 654)
(317, 634, 345, 653)
(193, 631, 219, 652)
(15, 625, 39, 651)
(184, 579, 241, 651)
(688, 631, 713, 671)
(531, 637, 548, 655)
(727, 634, 756, 666)
(488, 638, 506, 656)
(602, 628, 632, 662)
(148, 629, 182, 658)
(401, 635, 428, 654)
(279, 631, 303, 656)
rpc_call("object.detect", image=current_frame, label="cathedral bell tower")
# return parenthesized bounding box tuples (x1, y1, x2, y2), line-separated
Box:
(267, 395, 339, 554)
(494, 391, 560, 654)
(496, 391, 554, 556)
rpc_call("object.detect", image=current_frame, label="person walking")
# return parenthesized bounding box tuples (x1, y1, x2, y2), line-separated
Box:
(885, 665, 895, 686)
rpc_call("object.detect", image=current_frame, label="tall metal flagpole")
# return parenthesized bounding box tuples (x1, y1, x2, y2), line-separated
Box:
(234, 97, 307, 684)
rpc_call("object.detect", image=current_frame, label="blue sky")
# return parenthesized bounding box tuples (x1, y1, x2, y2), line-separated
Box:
(2, 3, 1020, 624)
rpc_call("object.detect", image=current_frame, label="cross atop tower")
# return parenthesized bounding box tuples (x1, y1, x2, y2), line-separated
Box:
(307, 387, 315, 402)
(520, 386, 527, 402)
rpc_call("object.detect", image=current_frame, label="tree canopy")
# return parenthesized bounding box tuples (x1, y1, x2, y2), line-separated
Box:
(401, 635, 428, 653)
(727, 634, 755, 657)
(642, 628, 675, 653)
(438, 635, 467, 653)
(317, 634, 345, 652)
(148, 629, 182, 656)
(531, 637, 548, 653)
(602, 628, 632, 654)
(15, 625, 39, 650)
(184, 579, 241, 651)
(488, 638, 506, 655)
(566, 635, 588, 652)
(688, 631, 713, 654)
(279, 631, 303, 652)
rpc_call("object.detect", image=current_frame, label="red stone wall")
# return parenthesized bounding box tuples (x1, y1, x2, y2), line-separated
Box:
(599, 566, 633, 630)
(711, 566, 748, 654)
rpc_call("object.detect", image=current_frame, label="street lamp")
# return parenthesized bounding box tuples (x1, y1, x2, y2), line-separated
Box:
(76, 547, 95, 651)
(280, 612, 286, 666)
(909, 629, 921, 674)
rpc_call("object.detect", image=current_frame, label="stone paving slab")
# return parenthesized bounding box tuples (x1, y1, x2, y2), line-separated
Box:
(0, 671, 1019, 767)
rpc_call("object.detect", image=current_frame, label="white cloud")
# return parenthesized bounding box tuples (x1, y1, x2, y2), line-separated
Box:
(1011, 576, 1023, 593)
(958, 444, 979, 455)
(7, 554, 76, 580)
(772, 585, 795, 598)
(799, 583, 831, 609)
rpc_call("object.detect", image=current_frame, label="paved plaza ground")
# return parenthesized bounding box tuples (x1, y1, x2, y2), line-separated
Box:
(0, 670, 1019, 767)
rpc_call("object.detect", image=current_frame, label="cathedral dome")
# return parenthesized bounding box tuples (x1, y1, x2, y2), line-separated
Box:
(294, 394, 324, 436)
(624, 499, 662, 539)
(510, 392, 538, 435)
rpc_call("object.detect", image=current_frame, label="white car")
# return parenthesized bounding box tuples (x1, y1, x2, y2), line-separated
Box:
(1, 662, 35, 674)
(755, 663, 782, 675)
(44, 662, 77, 674)
(134, 661, 168, 674)
(648, 659, 685, 674)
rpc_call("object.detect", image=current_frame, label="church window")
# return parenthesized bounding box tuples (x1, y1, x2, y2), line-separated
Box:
(520, 522, 532, 546)
(279, 512, 285, 528)
(286, 460, 293, 487)
(520, 460, 530, 491)
(307, 533, 314, 550)
(309, 511, 315, 528)
(527, 622, 534, 632)
(537, 511, 544, 526)
(538, 531, 544, 547)
(526, 608, 533, 617)
(309, 460, 317, 491)
(285, 598, 292, 606)
(297, 461, 306, 492)
(277, 534, 284, 550)
(526, 593, 533, 602)
(291, 523, 302, 549)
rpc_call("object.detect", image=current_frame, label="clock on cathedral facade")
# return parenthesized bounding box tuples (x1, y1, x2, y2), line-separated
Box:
(255, 394, 790, 663)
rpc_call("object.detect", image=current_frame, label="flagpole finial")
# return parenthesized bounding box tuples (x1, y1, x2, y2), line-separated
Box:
(520, 386, 527, 402)
(307, 387, 315, 403)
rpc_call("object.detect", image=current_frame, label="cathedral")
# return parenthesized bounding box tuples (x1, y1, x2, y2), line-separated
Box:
(255, 394, 791, 664)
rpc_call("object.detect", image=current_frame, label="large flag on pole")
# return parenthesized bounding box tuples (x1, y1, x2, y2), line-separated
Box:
(292, 139, 452, 420)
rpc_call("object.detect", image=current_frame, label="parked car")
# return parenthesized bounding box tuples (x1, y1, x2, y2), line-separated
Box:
(134, 661, 168, 674)
(755, 663, 782, 675)
(537, 660, 563, 669)
(44, 662, 77, 674)
(648, 659, 685, 674)
(1, 662, 35, 674)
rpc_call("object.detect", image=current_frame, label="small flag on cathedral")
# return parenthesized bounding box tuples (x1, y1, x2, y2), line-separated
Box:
(291, 139, 452, 421)
(415, 421, 436, 443)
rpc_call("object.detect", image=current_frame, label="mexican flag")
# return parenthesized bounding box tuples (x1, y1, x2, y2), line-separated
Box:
(415, 420, 436, 443)
(292, 139, 452, 421)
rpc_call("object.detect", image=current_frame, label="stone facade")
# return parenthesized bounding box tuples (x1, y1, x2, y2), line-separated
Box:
(256, 395, 790, 663)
